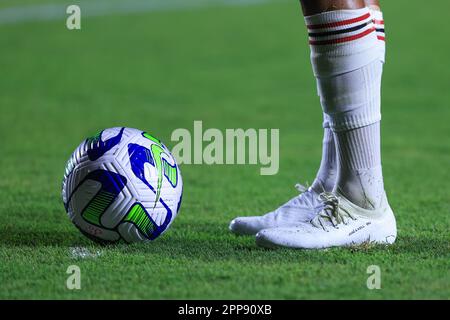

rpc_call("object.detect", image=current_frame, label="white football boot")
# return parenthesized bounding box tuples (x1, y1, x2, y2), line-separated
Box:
(255, 189, 397, 249)
(229, 184, 324, 236)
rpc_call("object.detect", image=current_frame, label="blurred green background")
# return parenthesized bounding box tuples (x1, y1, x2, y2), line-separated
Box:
(0, 0, 449, 299)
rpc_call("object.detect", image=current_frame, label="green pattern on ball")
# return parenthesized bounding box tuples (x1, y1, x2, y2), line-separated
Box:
(82, 190, 116, 226)
(163, 160, 177, 186)
(123, 203, 156, 238)
(86, 131, 102, 144)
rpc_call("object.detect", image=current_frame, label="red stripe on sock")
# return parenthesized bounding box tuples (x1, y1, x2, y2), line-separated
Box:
(373, 19, 384, 25)
(307, 12, 371, 30)
(377, 36, 385, 41)
(309, 27, 375, 45)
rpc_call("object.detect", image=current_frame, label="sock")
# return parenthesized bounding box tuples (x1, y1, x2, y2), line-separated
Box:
(311, 115, 336, 193)
(334, 122, 384, 209)
(305, 7, 385, 209)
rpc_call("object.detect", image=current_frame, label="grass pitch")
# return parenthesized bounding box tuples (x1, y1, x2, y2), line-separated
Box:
(0, 0, 449, 299)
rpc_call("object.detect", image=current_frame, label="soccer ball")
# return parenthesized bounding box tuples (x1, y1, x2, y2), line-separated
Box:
(62, 127, 183, 243)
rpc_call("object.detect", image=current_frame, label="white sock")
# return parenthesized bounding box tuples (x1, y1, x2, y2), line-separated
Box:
(334, 122, 384, 209)
(311, 115, 336, 193)
(305, 8, 385, 209)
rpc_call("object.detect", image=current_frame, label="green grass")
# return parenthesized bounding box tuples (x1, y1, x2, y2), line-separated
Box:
(0, 0, 449, 299)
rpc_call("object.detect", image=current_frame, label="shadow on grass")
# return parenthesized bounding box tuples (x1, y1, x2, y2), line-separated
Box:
(1, 225, 448, 263)
(111, 232, 450, 264)
(390, 235, 450, 256)
(0, 228, 91, 247)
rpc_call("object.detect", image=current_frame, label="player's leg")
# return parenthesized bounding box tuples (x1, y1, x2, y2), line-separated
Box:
(256, 0, 396, 248)
(309, 2, 369, 194)
(299, 0, 365, 15)
(330, 0, 385, 209)
(228, 2, 346, 236)
(310, 0, 384, 198)
(364, 0, 380, 10)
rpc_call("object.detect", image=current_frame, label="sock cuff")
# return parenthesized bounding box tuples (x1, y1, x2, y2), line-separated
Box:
(370, 9, 385, 41)
(305, 7, 379, 77)
(370, 9, 386, 63)
(304, 8, 370, 29)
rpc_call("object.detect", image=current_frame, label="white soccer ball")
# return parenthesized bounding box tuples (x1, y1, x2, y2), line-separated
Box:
(62, 127, 183, 243)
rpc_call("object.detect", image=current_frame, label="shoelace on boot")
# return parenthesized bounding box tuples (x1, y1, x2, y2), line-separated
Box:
(294, 183, 308, 193)
(311, 192, 357, 231)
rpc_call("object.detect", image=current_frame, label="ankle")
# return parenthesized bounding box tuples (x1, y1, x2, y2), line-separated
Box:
(311, 171, 336, 194)
(335, 166, 384, 209)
